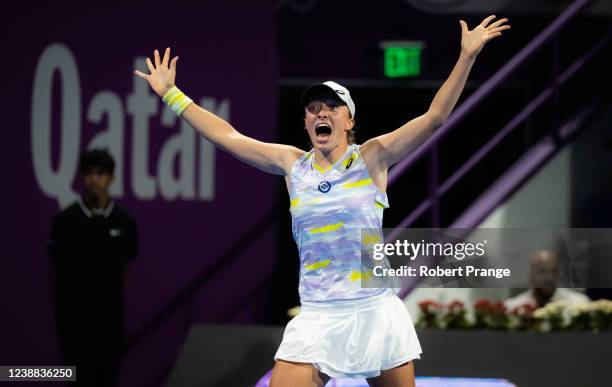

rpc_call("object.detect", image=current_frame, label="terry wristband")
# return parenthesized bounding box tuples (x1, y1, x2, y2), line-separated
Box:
(162, 86, 193, 116)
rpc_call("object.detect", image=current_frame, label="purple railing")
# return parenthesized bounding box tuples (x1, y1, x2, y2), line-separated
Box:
(387, 0, 592, 228)
(389, 0, 612, 298)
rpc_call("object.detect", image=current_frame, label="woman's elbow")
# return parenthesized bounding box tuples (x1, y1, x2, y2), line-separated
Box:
(427, 110, 446, 129)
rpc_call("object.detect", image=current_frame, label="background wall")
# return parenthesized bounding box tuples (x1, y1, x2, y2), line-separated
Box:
(1, 2, 279, 385)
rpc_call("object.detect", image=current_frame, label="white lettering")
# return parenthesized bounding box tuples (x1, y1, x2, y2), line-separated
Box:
(31, 43, 80, 208)
(87, 91, 125, 196)
(31, 45, 221, 206)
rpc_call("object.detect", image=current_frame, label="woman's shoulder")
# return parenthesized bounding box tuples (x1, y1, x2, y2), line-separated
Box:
(277, 145, 307, 176)
(293, 147, 314, 166)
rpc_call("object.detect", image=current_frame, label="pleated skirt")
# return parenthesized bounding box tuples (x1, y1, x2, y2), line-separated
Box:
(274, 288, 422, 379)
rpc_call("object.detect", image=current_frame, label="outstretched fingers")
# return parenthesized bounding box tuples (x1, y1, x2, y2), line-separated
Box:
(135, 48, 178, 82)
(134, 70, 150, 80)
(480, 15, 497, 28)
(154, 49, 161, 67)
(162, 47, 170, 68)
(146, 57, 155, 73)
(488, 17, 508, 29)
(489, 25, 511, 34)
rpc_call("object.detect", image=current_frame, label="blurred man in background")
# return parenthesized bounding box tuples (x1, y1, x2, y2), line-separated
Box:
(505, 249, 589, 310)
(48, 149, 139, 387)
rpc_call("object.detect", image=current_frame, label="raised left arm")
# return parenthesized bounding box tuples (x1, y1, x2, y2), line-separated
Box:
(362, 15, 510, 170)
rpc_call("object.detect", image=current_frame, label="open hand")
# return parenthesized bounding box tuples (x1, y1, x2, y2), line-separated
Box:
(460, 15, 511, 60)
(134, 47, 179, 97)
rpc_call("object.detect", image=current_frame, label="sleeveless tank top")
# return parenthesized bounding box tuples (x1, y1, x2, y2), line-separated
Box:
(288, 144, 392, 302)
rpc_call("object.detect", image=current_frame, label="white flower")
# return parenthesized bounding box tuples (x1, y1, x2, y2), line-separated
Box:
(568, 303, 591, 317)
(534, 300, 569, 318)
(590, 299, 612, 313)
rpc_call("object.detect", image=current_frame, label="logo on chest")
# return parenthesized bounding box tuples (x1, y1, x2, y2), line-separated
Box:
(317, 180, 331, 193)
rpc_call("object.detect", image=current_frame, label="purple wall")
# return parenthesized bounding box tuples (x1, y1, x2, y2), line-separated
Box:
(1, 3, 278, 385)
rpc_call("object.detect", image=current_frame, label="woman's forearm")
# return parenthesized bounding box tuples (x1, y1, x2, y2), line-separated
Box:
(428, 53, 475, 126)
(180, 102, 238, 151)
(177, 99, 300, 175)
(134, 48, 302, 175)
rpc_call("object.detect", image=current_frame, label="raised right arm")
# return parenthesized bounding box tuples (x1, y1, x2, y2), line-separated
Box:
(180, 101, 303, 175)
(135, 48, 304, 176)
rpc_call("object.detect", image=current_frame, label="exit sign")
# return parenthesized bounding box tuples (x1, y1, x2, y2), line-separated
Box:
(380, 41, 424, 78)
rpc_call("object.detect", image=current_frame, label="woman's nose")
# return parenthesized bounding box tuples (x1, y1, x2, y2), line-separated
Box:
(317, 107, 330, 117)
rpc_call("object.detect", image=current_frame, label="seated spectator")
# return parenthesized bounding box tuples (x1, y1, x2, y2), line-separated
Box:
(505, 249, 589, 310)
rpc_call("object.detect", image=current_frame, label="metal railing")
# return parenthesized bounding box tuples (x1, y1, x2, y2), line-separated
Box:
(388, 0, 612, 297)
(387, 0, 593, 228)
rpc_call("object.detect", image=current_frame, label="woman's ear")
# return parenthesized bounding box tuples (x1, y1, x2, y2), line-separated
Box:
(347, 117, 355, 130)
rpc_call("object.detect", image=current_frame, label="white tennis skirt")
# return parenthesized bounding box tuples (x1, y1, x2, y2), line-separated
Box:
(274, 288, 422, 379)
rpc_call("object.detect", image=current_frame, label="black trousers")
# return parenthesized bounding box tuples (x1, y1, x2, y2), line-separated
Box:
(54, 290, 126, 387)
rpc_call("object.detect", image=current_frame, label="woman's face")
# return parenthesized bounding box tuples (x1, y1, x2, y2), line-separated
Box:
(304, 99, 354, 152)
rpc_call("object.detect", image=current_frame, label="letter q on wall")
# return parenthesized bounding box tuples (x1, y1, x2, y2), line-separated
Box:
(31, 43, 80, 208)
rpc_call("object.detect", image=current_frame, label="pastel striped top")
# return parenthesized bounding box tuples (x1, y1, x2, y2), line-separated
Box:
(288, 144, 392, 302)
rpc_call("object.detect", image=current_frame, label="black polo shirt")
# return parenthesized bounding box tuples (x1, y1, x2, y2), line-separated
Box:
(48, 200, 138, 293)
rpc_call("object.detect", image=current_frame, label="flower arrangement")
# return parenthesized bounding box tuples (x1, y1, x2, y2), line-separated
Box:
(416, 298, 612, 333)
(533, 301, 567, 331)
(444, 300, 470, 329)
(473, 299, 508, 330)
(416, 299, 470, 329)
(416, 300, 444, 329)
(508, 303, 537, 331)
(535, 299, 612, 332)
(588, 299, 612, 331)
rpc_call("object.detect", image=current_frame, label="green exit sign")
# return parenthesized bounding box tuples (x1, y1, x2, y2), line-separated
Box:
(380, 41, 424, 78)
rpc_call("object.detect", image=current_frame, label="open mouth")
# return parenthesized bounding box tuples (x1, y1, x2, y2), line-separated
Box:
(315, 123, 332, 139)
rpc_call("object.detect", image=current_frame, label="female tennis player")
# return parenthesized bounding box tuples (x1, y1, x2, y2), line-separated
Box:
(135, 15, 509, 387)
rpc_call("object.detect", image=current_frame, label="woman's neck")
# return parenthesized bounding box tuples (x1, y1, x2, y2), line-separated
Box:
(313, 143, 350, 168)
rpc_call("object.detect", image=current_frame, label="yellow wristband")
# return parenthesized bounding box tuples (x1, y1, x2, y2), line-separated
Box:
(162, 86, 193, 116)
